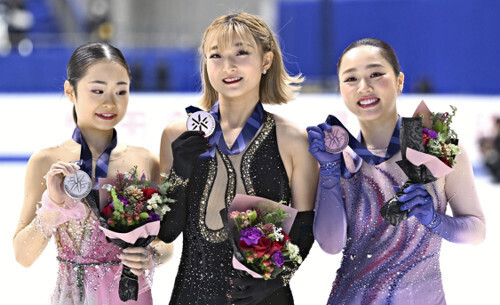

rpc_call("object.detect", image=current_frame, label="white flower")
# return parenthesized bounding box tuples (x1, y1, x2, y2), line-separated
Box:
(274, 227, 284, 241)
(102, 184, 114, 192)
(286, 241, 301, 262)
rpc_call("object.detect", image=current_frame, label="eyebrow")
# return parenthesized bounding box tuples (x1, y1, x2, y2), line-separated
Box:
(89, 80, 129, 85)
(210, 41, 254, 51)
(342, 63, 385, 75)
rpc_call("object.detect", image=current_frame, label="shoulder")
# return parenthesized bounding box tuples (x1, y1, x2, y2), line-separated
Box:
(272, 113, 308, 145)
(161, 119, 187, 144)
(27, 139, 73, 168)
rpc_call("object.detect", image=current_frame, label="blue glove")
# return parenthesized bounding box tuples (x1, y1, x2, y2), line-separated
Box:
(397, 183, 435, 226)
(307, 123, 342, 177)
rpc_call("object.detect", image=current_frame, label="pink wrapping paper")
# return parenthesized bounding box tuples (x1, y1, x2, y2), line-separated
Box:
(406, 148, 454, 178)
(99, 221, 160, 244)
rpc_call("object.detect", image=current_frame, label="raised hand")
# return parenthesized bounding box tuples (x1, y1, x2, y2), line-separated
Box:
(45, 161, 80, 204)
(307, 123, 342, 164)
(171, 131, 209, 179)
(398, 183, 435, 226)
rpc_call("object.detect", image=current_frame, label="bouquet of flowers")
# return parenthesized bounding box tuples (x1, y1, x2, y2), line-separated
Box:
(85, 166, 174, 301)
(381, 101, 461, 226)
(222, 194, 302, 280)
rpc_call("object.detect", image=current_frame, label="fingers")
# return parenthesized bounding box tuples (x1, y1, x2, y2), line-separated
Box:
(119, 247, 150, 276)
(398, 188, 429, 203)
(403, 183, 426, 193)
(318, 122, 333, 131)
(46, 161, 79, 179)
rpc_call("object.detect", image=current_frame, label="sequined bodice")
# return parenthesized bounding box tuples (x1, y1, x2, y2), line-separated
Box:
(330, 151, 447, 305)
(170, 113, 293, 304)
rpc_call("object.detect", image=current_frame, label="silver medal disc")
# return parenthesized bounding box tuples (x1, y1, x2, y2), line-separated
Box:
(64, 169, 93, 199)
(186, 111, 216, 137)
(324, 125, 349, 154)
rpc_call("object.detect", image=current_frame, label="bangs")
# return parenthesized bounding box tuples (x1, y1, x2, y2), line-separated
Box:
(203, 22, 258, 55)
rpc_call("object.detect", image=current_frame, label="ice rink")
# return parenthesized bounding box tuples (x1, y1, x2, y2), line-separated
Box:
(3, 93, 499, 304)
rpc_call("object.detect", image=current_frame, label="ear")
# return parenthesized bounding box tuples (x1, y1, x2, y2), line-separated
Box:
(397, 72, 405, 94)
(64, 80, 76, 103)
(262, 51, 274, 71)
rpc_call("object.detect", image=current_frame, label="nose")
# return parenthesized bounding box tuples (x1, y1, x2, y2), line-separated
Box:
(223, 56, 237, 73)
(357, 77, 372, 93)
(102, 91, 117, 107)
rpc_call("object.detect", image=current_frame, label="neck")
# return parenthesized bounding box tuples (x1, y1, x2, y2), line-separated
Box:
(78, 125, 114, 157)
(358, 114, 398, 149)
(218, 97, 259, 129)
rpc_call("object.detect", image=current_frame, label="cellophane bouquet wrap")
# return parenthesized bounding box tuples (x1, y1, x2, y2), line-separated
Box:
(85, 167, 174, 301)
(221, 194, 302, 280)
(380, 101, 461, 226)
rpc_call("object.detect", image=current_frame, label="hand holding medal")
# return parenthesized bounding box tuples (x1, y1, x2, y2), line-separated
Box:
(324, 125, 349, 154)
(63, 160, 92, 199)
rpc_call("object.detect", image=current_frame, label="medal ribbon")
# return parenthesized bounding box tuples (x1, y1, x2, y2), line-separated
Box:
(325, 115, 401, 178)
(72, 126, 118, 189)
(186, 101, 265, 158)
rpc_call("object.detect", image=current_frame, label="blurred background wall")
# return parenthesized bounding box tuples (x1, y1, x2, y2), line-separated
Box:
(1, 0, 499, 93)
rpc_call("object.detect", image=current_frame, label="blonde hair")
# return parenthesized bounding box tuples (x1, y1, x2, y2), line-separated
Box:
(199, 12, 304, 110)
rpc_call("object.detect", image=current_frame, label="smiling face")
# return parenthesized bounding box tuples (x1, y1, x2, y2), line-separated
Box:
(65, 60, 130, 132)
(204, 33, 272, 104)
(338, 45, 404, 125)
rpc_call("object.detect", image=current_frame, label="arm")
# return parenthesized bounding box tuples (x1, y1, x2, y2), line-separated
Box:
(12, 150, 75, 267)
(434, 145, 485, 244)
(307, 124, 347, 254)
(157, 123, 208, 243)
(399, 145, 486, 244)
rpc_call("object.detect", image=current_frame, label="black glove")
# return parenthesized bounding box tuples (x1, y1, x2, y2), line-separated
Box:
(171, 130, 208, 179)
(229, 276, 284, 305)
(158, 131, 208, 243)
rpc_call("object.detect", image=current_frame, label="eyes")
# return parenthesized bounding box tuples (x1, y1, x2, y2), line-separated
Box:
(91, 89, 128, 95)
(343, 72, 385, 83)
(209, 49, 250, 59)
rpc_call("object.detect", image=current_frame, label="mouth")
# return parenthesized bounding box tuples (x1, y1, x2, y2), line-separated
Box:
(357, 97, 380, 108)
(223, 77, 242, 85)
(96, 113, 117, 120)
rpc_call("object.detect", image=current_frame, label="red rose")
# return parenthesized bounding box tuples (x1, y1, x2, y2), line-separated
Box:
(142, 188, 160, 200)
(101, 205, 113, 218)
(251, 237, 272, 258)
(440, 157, 451, 167)
(423, 133, 430, 148)
(269, 241, 284, 255)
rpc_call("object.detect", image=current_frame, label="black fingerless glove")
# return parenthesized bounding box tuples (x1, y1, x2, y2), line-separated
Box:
(158, 131, 208, 243)
(171, 130, 208, 179)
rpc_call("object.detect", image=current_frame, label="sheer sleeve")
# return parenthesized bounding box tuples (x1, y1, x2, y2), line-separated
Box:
(428, 145, 486, 244)
(157, 169, 188, 243)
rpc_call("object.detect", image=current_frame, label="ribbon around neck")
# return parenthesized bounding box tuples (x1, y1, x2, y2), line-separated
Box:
(186, 101, 265, 158)
(71, 126, 118, 189)
(325, 115, 401, 178)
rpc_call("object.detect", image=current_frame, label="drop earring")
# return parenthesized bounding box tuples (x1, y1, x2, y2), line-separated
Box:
(262, 69, 267, 75)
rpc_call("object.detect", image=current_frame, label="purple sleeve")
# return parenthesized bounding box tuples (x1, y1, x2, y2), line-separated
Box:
(427, 212, 485, 244)
(313, 162, 347, 254)
(427, 145, 486, 244)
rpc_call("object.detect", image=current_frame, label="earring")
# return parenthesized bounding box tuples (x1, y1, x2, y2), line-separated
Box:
(262, 69, 267, 75)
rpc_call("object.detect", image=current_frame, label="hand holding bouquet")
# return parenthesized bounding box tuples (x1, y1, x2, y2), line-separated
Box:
(85, 166, 174, 301)
(223, 194, 302, 280)
(381, 101, 461, 226)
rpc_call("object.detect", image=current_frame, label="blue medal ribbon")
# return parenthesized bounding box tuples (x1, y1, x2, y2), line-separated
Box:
(186, 101, 265, 158)
(71, 126, 118, 189)
(325, 115, 401, 178)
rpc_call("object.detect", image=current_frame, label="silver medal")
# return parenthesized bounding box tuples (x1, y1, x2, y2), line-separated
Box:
(186, 111, 216, 137)
(64, 169, 93, 199)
